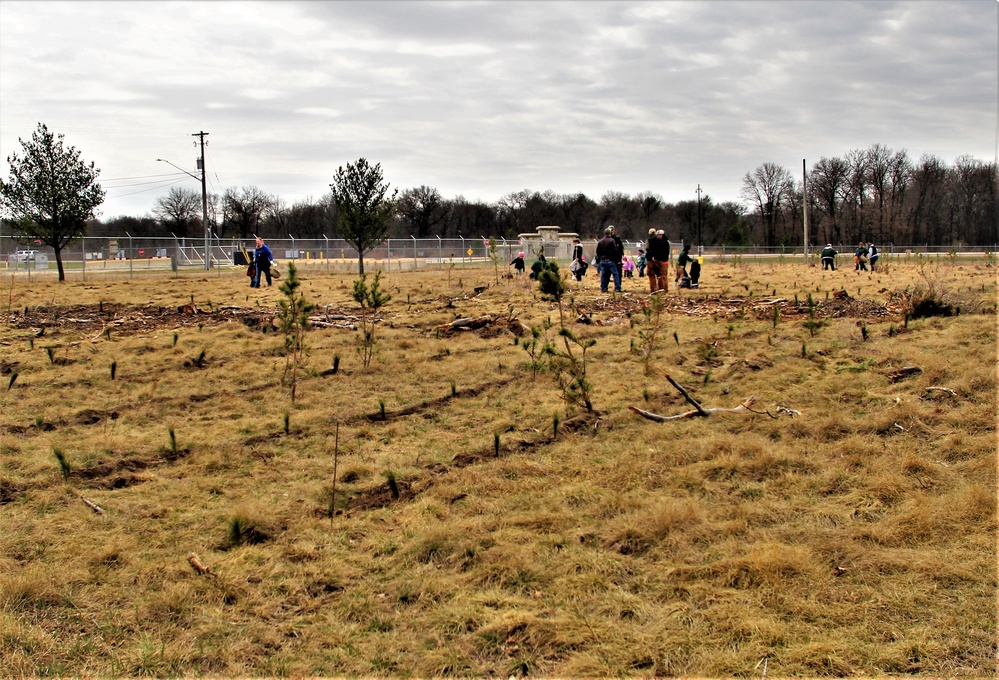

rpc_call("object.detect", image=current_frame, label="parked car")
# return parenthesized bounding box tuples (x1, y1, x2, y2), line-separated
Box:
(8, 250, 39, 262)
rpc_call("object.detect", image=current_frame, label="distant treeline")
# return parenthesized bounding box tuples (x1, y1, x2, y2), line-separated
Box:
(91, 144, 997, 247)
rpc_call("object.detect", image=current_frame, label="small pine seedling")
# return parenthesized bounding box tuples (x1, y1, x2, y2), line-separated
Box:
(172, 332, 179, 347)
(46, 347, 55, 364)
(552, 413, 560, 439)
(168, 427, 178, 458)
(385, 471, 400, 499)
(229, 517, 244, 548)
(110, 360, 117, 380)
(494, 432, 500, 457)
(378, 398, 386, 420)
(7, 372, 17, 390)
(283, 411, 290, 435)
(861, 325, 868, 341)
(53, 447, 71, 481)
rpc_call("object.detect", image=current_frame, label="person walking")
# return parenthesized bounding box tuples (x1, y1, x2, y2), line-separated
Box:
(636, 248, 647, 278)
(821, 244, 838, 270)
(596, 227, 622, 293)
(646, 228, 670, 293)
(252, 237, 274, 288)
(570, 239, 587, 281)
(509, 251, 526, 276)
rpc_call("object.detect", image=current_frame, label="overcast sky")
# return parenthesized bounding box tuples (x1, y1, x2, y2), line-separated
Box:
(1, 0, 996, 221)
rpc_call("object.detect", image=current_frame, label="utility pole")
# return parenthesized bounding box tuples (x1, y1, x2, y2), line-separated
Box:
(193, 131, 210, 270)
(695, 184, 703, 250)
(802, 159, 809, 263)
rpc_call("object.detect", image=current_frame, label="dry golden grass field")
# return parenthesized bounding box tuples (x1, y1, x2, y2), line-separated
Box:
(1, 253, 996, 677)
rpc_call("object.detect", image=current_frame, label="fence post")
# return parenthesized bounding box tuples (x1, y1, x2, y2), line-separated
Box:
(81, 237, 86, 283)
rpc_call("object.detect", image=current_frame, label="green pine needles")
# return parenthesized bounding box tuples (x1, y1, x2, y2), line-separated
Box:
(278, 263, 315, 403)
(352, 271, 391, 369)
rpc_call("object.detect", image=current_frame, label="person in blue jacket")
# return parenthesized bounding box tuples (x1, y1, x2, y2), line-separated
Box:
(252, 237, 274, 287)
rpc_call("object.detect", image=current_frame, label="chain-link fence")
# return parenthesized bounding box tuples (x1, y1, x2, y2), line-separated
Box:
(1, 235, 995, 279)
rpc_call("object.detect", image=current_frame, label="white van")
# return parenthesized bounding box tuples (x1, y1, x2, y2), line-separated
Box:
(8, 250, 39, 262)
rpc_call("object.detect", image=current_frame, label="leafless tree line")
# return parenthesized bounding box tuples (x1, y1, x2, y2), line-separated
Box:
(91, 144, 996, 247)
(742, 145, 998, 247)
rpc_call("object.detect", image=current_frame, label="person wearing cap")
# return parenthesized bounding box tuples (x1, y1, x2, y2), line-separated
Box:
(595, 227, 622, 293)
(509, 251, 526, 275)
(820, 244, 838, 270)
(608, 225, 625, 281)
(646, 228, 670, 293)
(636, 248, 646, 277)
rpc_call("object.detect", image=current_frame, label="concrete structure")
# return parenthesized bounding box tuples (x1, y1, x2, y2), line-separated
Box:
(517, 225, 579, 259)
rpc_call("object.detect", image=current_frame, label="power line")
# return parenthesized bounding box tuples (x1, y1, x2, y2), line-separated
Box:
(102, 172, 187, 182)
(103, 175, 192, 189)
(105, 178, 189, 199)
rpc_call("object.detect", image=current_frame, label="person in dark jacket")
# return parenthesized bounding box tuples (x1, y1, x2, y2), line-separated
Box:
(570, 239, 587, 281)
(675, 243, 692, 285)
(854, 243, 868, 271)
(530, 253, 547, 279)
(608, 225, 625, 280)
(646, 228, 670, 293)
(252, 237, 273, 288)
(509, 251, 526, 275)
(595, 227, 621, 293)
(821, 244, 838, 270)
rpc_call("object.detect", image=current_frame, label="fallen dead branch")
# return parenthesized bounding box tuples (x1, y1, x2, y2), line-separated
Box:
(630, 373, 775, 422)
(924, 386, 958, 397)
(80, 496, 105, 515)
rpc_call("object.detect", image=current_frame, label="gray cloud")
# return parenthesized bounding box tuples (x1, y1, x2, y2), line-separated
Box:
(1, 0, 995, 219)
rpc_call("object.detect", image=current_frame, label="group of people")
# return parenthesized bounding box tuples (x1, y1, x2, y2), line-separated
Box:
(820, 242, 880, 272)
(512, 226, 702, 295)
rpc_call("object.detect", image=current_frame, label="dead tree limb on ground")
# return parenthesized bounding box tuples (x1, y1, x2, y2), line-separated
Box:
(80, 496, 105, 515)
(630, 373, 772, 422)
(924, 386, 958, 398)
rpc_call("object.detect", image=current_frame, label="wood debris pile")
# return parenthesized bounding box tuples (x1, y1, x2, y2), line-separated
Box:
(583, 291, 896, 321)
(437, 315, 529, 338)
(4, 303, 366, 337)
